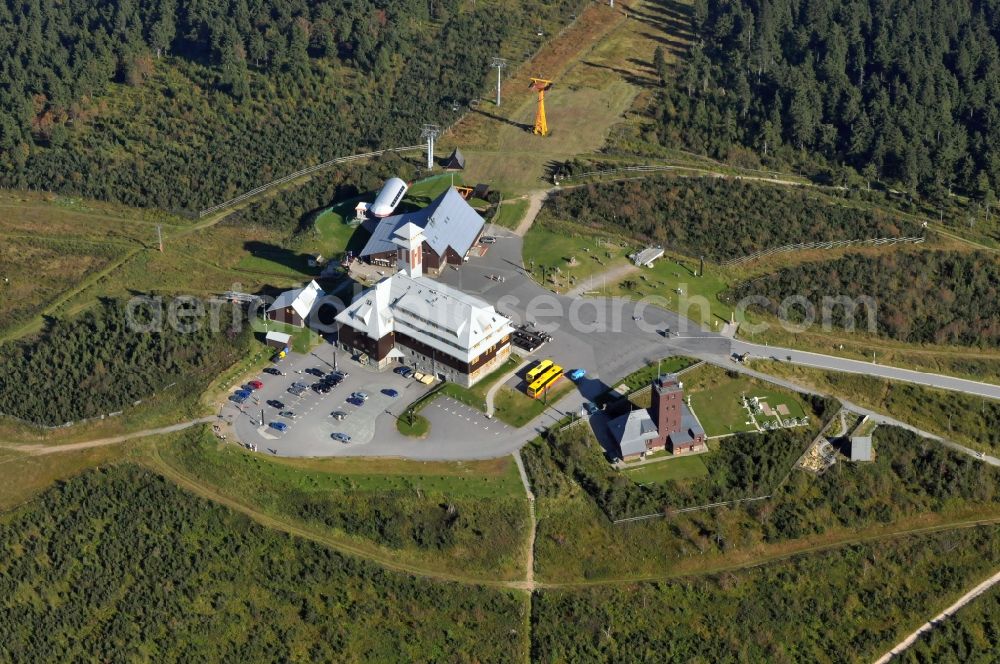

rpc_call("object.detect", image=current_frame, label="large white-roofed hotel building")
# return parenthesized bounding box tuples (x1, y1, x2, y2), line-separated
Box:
(335, 223, 513, 387)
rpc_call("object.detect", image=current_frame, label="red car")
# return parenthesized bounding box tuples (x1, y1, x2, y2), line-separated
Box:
(247, 380, 264, 390)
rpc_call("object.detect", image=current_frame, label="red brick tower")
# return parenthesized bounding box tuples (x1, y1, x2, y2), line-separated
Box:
(651, 373, 683, 447)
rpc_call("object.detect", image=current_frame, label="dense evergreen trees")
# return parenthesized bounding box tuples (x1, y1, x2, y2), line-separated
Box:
(524, 422, 1000, 541)
(542, 176, 914, 261)
(0, 298, 250, 425)
(728, 250, 1000, 346)
(532, 526, 1000, 662)
(0, 465, 524, 661)
(0, 0, 583, 211)
(662, 0, 1000, 201)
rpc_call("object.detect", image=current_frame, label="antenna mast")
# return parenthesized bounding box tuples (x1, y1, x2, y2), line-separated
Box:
(491, 57, 508, 107)
(420, 124, 440, 170)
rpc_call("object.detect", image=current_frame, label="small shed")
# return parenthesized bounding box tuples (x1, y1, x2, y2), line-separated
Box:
(443, 148, 466, 170)
(265, 331, 292, 350)
(849, 436, 873, 462)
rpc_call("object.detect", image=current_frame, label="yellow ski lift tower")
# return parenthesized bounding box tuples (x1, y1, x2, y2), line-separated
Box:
(529, 78, 553, 136)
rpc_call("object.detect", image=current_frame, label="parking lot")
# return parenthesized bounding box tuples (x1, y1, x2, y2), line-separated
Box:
(227, 343, 431, 457)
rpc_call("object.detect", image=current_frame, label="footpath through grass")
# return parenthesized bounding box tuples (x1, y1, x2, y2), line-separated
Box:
(151, 427, 531, 580)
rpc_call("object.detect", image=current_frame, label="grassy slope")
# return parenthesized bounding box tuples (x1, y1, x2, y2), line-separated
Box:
(151, 427, 531, 581)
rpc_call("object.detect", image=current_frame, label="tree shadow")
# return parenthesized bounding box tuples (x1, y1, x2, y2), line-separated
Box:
(243, 241, 317, 276)
(472, 108, 533, 132)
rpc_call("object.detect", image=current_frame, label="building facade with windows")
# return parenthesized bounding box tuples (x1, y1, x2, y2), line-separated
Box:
(336, 223, 512, 387)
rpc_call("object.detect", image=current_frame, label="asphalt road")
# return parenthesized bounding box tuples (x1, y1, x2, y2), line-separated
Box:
(225, 224, 997, 460)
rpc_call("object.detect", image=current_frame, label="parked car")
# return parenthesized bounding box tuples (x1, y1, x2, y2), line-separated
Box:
(480, 235, 497, 244)
(263, 367, 282, 376)
(346, 396, 364, 407)
(278, 411, 296, 419)
(351, 391, 370, 402)
(247, 379, 263, 390)
(568, 368, 586, 381)
(267, 400, 285, 409)
(393, 366, 410, 375)
(382, 388, 399, 398)
(307, 368, 326, 377)
(230, 394, 248, 404)
(331, 411, 348, 421)
(332, 371, 349, 380)
(401, 368, 415, 378)
(235, 389, 252, 399)
(292, 381, 308, 390)
(269, 421, 288, 432)
(331, 432, 351, 443)
(287, 386, 305, 396)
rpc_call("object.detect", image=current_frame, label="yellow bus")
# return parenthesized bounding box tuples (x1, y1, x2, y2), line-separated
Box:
(527, 365, 563, 399)
(525, 359, 553, 384)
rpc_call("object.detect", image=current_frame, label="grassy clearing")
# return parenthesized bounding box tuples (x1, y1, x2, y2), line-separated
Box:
(0, 444, 131, 512)
(0, 235, 130, 336)
(612, 254, 734, 327)
(492, 381, 575, 427)
(151, 428, 530, 579)
(250, 318, 319, 354)
(438, 354, 523, 409)
(523, 219, 632, 292)
(396, 413, 430, 437)
(623, 455, 709, 484)
(491, 197, 530, 230)
(683, 364, 808, 437)
(447, 1, 638, 195)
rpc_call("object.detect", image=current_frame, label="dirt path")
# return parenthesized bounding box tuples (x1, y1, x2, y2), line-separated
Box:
(564, 261, 640, 297)
(514, 189, 552, 236)
(873, 567, 1000, 663)
(0, 417, 214, 456)
(511, 451, 537, 592)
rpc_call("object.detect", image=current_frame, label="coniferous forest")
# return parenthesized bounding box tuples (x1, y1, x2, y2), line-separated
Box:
(0, 299, 251, 426)
(0, 0, 583, 212)
(0, 466, 524, 661)
(662, 0, 1000, 202)
(542, 176, 914, 261)
(727, 250, 1000, 346)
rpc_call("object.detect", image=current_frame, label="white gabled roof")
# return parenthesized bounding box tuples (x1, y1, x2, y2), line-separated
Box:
(335, 273, 512, 362)
(267, 280, 325, 320)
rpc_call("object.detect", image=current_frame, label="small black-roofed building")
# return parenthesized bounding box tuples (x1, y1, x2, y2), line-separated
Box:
(443, 148, 466, 170)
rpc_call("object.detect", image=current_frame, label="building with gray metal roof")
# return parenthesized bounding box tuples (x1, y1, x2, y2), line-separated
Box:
(359, 187, 485, 273)
(849, 436, 873, 462)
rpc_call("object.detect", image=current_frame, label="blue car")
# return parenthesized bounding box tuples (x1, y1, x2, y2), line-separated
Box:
(229, 394, 248, 404)
(382, 388, 399, 398)
(235, 389, 252, 399)
(269, 421, 288, 432)
(568, 368, 586, 381)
